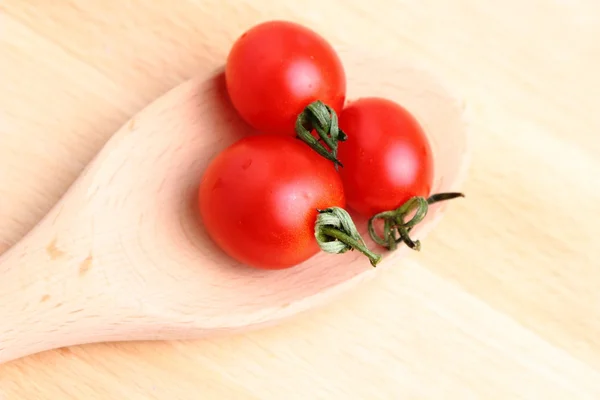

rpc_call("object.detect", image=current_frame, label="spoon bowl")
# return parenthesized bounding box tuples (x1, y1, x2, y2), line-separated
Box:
(0, 48, 470, 364)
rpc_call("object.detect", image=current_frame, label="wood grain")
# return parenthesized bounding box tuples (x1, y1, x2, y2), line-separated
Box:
(1, 0, 599, 398)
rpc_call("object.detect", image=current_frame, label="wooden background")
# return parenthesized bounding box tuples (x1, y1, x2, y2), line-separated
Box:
(1, 1, 599, 398)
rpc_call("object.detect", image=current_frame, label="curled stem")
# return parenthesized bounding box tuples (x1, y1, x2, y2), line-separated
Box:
(315, 207, 382, 267)
(368, 192, 465, 251)
(295, 100, 347, 168)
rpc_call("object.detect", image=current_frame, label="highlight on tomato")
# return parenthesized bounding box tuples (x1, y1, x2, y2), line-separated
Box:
(225, 20, 346, 141)
(336, 97, 464, 251)
(198, 134, 381, 270)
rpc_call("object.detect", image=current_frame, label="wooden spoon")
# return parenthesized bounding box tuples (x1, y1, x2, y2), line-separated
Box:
(0, 49, 470, 364)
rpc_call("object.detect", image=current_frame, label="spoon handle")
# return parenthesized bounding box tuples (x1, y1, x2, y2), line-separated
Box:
(0, 229, 85, 363)
(0, 206, 123, 364)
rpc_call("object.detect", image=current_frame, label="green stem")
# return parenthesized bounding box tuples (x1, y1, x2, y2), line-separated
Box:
(427, 192, 465, 204)
(315, 207, 382, 267)
(295, 100, 347, 168)
(319, 227, 382, 267)
(368, 192, 465, 251)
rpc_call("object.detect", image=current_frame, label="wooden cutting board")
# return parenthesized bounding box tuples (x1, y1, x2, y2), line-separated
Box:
(1, 1, 599, 398)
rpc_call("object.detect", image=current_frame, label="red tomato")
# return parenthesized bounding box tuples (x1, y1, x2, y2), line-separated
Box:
(337, 97, 434, 217)
(225, 20, 346, 136)
(199, 134, 345, 269)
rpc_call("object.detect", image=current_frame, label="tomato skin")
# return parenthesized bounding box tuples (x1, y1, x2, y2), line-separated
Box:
(225, 20, 346, 136)
(199, 135, 345, 269)
(337, 97, 434, 217)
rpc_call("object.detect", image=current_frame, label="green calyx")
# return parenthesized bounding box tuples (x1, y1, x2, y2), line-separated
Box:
(368, 192, 465, 251)
(295, 100, 347, 168)
(315, 207, 382, 267)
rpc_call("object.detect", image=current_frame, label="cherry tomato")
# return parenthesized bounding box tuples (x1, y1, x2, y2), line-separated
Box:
(225, 20, 346, 136)
(199, 134, 345, 269)
(337, 97, 434, 217)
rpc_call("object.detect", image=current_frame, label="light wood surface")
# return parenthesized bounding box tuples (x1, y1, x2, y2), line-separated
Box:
(1, 1, 599, 399)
